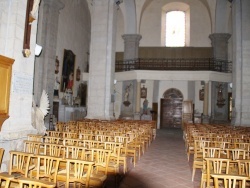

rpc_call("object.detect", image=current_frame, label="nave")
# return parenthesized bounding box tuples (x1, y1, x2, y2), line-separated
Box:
(119, 128, 194, 188)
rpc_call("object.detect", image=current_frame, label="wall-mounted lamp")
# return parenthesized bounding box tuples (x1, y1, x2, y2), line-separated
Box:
(35, 44, 42, 56)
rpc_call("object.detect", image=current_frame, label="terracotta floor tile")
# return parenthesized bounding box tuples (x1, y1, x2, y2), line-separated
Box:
(116, 128, 197, 188)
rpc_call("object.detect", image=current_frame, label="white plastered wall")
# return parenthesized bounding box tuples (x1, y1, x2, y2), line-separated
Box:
(56, 0, 91, 98)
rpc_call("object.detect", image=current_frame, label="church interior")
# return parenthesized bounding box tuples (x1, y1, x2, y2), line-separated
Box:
(0, 0, 250, 187)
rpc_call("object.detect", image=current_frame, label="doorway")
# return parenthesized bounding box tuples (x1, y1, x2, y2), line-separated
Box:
(160, 88, 183, 128)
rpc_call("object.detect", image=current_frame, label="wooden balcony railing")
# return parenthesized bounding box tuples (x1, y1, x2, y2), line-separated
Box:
(115, 58, 232, 73)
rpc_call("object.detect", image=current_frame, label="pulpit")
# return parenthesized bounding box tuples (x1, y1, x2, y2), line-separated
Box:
(0, 55, 14, 130)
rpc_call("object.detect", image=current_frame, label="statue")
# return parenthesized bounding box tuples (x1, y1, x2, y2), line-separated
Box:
(143, 98, 148, 114)
(31, 90, 50, 135)
(123, 83, 132, 106)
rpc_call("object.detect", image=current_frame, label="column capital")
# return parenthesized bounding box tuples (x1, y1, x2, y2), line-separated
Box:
(209, 33, 231, 43)
(122, 34, 142, 42)
(209, 33, 231, 60)
(122, 34, 142, 60)
(43, 0, 65, 11)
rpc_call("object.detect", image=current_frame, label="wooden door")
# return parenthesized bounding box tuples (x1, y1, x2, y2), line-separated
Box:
(160, 98, 183, 128)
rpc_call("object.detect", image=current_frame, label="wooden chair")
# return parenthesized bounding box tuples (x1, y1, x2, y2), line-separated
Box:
(211, 174, 249, 188)
(89, 148, 112, 187)
(202, 158, 231, 188)
(57, 159, 94, 188)
(30, 155, 61, 184)
(8, 151, 34, 178)
(191, 139, 203, 181)
(200, 147, 222, 187)
(104, 142, 122, 174)
(0, 173, 14, 188)
(18, 177, 56, 188)
(0, 148, 4, 172)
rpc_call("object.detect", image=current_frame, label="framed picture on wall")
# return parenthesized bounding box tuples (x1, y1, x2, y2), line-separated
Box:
(199, 88, 204, 101)
(61, 49, 75, 92)
(141, 85, 147, 98)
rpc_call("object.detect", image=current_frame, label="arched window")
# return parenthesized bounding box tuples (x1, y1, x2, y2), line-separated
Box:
(165, 11, 185, 47)
(161, 2, 190, 47)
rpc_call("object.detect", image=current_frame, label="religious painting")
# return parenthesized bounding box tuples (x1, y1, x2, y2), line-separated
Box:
(199, 88, 204, 101)
(141, 85, 147, 98)
(61, 49, 75, 92)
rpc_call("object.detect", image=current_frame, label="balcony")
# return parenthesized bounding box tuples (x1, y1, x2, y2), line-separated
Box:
(115, 58, 232, 73)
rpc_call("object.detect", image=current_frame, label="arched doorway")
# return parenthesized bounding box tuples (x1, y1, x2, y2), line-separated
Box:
(160, 88, 183, 128)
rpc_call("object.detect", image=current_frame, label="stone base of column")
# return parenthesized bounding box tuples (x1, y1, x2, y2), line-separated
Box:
(202, 115, 210, 124)
(133, 113, 141, 120)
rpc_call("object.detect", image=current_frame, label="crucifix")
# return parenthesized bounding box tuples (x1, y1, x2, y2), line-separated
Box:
(23, 0, 41, 57)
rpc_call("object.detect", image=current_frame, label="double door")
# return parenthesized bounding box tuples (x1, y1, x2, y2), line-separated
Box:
(160, 98, 183, 128)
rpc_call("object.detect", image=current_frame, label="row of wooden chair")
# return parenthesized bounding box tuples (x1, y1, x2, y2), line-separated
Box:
(7, 148, 114, 188)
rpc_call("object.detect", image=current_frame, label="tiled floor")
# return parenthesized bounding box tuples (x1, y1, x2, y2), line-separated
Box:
(116, 128, 201, 188)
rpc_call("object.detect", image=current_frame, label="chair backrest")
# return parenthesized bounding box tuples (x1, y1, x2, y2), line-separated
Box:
(226, 148, 247, 160)
(27, 134, 44, 142)
(0, 173, 15, 188)
(42, 143, 64, 157)
(64, 145, 86, 160)
(237, 159, 250, 177)
(211, 174, 249, 188)
(9, 151, 33, 178)
(0, 148, 4, 171)
(62, 138, 79, 146)
(65, 159, 94, 188)
(33, 154, 61, 183)
(202, 147, 221, 158)
(46, 131, 62, 138)
(43, 136, 61, 144)
(23, 140, 42, 154)
(62, 132, 78, 139)
(18, 177, 56, 188)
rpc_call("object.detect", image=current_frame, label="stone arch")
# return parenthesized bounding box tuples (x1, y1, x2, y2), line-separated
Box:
(163, 88, 183, 99)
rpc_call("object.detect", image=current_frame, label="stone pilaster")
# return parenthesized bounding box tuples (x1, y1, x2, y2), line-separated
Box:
(209, 33, 230, 123)
(134, 80, 141, 120)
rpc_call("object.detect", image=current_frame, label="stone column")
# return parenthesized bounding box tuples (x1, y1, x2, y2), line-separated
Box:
(209, 33, 231, 123)
(34, 0, 64, 112)
(134, 80, 141, 120)
(86, 0, 117, 120)
(202, 81, 210, 124)
(231, 0, 250, 126)
(120, 34, 142, 119)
